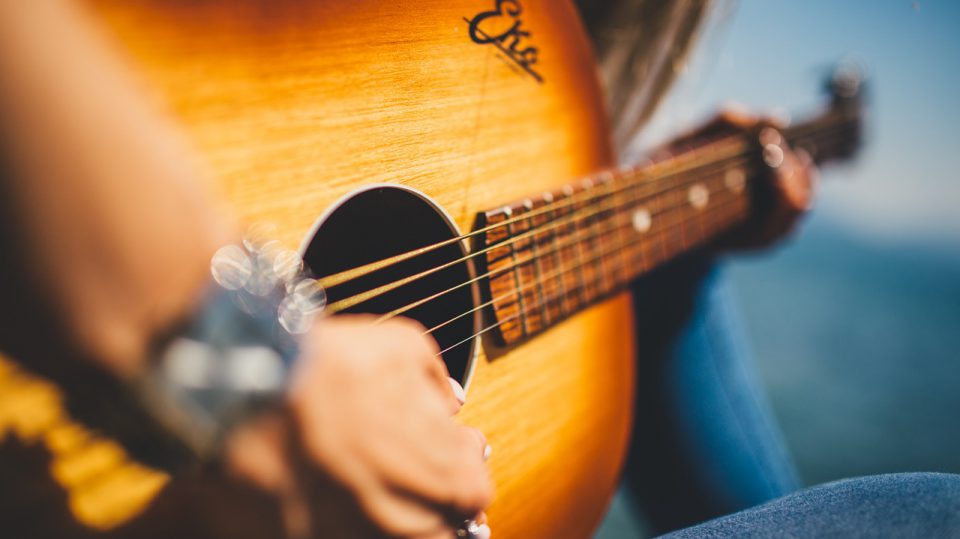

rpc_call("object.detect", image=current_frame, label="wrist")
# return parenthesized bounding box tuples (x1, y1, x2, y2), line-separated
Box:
(132, 230, 326, 459)
(222, 411, 314, 539)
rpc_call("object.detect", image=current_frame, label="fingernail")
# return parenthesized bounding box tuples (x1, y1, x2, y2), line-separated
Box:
(459, 520, 490, 539)
(449, 377, 466, 405)
(473, 429, 491, 461)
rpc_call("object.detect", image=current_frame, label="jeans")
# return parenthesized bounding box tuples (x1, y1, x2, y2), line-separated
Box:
(626, 258, 960, 537)
(664, 473, 960, 538)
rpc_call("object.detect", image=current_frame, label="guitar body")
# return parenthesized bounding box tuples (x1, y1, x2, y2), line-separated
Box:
(85, 1, 635, 537)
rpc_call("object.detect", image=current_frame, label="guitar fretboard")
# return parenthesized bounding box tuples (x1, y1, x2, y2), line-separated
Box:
(478, 136, 758, 345)
(477, 87, 863, 346)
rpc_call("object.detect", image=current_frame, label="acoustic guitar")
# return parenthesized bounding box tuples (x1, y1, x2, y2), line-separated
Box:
(0, 1, 863, 537)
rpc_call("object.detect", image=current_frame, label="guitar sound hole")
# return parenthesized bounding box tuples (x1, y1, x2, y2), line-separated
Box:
(302, 186, 478, 385)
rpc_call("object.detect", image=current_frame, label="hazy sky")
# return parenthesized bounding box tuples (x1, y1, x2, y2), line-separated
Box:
(643, 0, 960, 248)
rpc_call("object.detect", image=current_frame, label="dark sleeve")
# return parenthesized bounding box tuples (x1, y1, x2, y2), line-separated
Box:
(0, 161, 195, 474)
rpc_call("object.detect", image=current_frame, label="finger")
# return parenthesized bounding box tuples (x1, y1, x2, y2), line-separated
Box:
(357, 488, 453, 539)
(416, 530, 456, 539)
(466, 427, 491, 462)
(445, 427, 495, 518)
(424, 360, 461, 416)
(663, 105, 757, 153)
(378, 426, 492, 522)
(738, 149, 805, 250)
(454, 519, 491, 539)
(223, 412, 294, 494)
(774, 149, 815, 215)
(715, 103, 758, 129)
(448, 377, 467, 413)
(761, 188, 801, 246)
(364, 414, 488, 514)
(795, 148, 820, 210)
(389, 318, 462, 414)
(757, 164, 807, 247)
(381, 424, 493, 522)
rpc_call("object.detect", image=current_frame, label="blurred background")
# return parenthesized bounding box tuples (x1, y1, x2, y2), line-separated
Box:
(597, 1, 960, 536)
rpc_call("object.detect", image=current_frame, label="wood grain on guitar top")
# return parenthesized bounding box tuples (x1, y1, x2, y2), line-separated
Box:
(85, 1, 636, 537)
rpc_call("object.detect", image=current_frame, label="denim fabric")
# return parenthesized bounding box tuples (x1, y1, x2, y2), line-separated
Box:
(625, 258, 800, 533)
(624, 258, 960, 537)
(662, 473, 960, 538)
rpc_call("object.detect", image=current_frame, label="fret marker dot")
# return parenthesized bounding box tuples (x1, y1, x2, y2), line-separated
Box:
(632, 208, 652, 233)
(688, 183, 709, 210)
(725, 168, 747, 194)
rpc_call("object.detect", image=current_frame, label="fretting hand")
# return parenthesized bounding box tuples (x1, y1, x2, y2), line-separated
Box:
(663, 108, 819, 253)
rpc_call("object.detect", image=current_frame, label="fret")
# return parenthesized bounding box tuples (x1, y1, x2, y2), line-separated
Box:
(658, 180, 689, 261)
(585, 178, 614, 296)
(707, 168, 741, 237)
(700, 172, 726, 245)
(507, 203, 544, 336)
(528, 195, 567, 322)
(608, 171, 636, 282)
(595, 174, 626, 292)
(522, 199, 555, 326)
(618, 171, 647, 276)
(625, 233, 647, 281)
(625, 166, 657, 274)
(572, 180, 602, 304)
(629, 204, 653, 274)
(479, 161, 754, 347)
(715, 171, 741, 241)
(481, 208, 525, 344)
(684, 179, 709, 246)
(725, 165, 753, 227)
(705, 166, 734, 232)
(587, 176, 617, 296)
(554, 185, 587, 312)
(681, 181, 700, 253)
(632, 210, 654, 271)
(642, 187, 669, 268)
(703, 164, 750, 240)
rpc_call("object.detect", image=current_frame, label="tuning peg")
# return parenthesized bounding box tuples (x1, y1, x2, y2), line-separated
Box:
(827, 60, 866, 101)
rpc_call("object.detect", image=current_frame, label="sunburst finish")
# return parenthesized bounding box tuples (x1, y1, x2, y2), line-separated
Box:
(84, 1, 635, 537)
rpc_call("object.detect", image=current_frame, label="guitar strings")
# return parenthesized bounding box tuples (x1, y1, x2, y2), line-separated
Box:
(318, 123, 856, 318)
(431, 193, 747, 357)
(374, 124, 860, 344)
(368, 165, 748, 324)
(783, 110, 858, 144)
(323, 152, 755, 314)
(312, 115, 857, 293)
(314, 136, 752, 290)
(426, 122, 861, 356)
(421, 191, 745, 339)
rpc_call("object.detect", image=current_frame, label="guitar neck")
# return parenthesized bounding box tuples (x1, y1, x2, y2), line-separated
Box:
(478, 89, 863, 347)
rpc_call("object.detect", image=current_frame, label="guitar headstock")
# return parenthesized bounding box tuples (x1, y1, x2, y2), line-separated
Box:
(786, 62, 868, 165)
(824, 62, 867, 160)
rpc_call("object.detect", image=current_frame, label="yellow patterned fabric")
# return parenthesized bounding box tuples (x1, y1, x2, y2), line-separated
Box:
(0, 355, 169, 530)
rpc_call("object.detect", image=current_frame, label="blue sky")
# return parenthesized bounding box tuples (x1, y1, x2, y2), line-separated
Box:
(642, 0, 960, 247)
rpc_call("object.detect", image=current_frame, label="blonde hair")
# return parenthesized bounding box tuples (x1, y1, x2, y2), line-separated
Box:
(576, 0, 716, 151)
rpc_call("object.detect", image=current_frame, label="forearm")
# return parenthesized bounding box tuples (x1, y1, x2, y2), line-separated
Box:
(0, 1, 234, 377)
